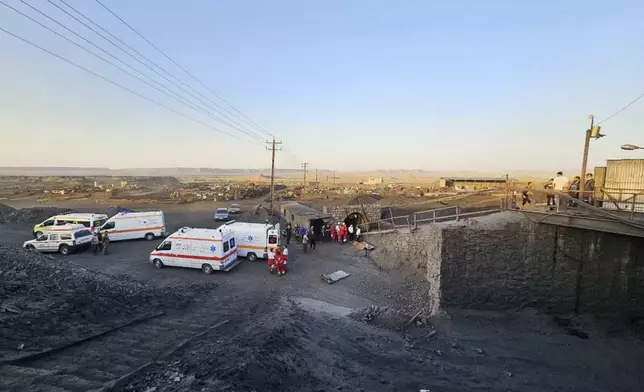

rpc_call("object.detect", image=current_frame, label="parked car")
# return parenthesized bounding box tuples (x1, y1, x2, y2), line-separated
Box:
(229, 204, 242, 214)
(214, 208, 229, 221)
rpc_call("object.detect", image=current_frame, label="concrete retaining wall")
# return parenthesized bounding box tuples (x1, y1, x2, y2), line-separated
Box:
(364, 213, 644, 319)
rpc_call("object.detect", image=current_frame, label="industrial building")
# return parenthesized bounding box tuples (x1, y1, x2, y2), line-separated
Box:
(439, 177, 510, 190)
(594, 159, 644, 212)
(281, 202, 333, 233)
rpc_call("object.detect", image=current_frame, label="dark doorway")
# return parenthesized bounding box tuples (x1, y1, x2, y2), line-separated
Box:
(344, 212, 364, 229)
(309, 218, 324, 238)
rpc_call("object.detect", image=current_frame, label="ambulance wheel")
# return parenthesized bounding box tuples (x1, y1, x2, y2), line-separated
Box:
(35, 231, 43, 238)
(59, 245, 70, 255)
(153, 258, 164, 269)
(26, 245, 35, 251)
(247, 252, 258, 262)
(202, 264, 214, 275)
(144, 233, 155, 241)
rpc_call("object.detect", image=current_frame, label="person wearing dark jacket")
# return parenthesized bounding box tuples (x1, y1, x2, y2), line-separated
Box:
(584, 173, 595, 204)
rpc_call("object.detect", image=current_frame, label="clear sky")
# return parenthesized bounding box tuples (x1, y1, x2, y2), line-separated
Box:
(1, 0, 643, 173)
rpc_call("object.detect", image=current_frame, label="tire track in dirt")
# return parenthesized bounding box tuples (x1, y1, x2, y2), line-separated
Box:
(0, 313, 222, 392)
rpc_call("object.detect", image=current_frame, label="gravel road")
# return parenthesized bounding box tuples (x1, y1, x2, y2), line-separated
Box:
(1, 204, 643, 391)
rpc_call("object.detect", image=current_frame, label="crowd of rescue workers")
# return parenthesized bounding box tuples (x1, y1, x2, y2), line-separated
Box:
(267, 221, 363, 276)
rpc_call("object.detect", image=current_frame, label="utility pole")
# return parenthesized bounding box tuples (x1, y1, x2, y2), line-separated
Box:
(301, 162, 308, 185)
(315, 169, 319, 188)
(580, 115, 594, 185)
(266, 138, 282, 214)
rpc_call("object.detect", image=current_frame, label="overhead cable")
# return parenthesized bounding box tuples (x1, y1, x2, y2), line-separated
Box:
(3, 0, 263, 143)
(0, 25, 263, 146)
(93, 0, 275, 138)
(48, 0, 267, 141)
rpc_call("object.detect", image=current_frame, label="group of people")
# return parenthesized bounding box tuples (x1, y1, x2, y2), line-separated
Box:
(545, 171, 595, 210)
(329, 222, 361, 243)
(91, 231, 110, 255)
(267, 245, 288, 275)
(516, 171, 595, 211)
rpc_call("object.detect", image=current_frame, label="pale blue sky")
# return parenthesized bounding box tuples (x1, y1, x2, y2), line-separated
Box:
(1, 0, 643, 172)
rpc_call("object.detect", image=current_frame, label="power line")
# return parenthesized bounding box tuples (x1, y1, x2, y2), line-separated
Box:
(597, 91, 644, 125)
(0, 25, 263, 146)
(2, 0, 261, 144)
(48, 0, 267, 142)
(93, 0, 274, 139)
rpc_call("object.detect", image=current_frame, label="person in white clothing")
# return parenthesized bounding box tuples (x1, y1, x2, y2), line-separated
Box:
(348, 224, 355, 241)
(356, 226, 362, 242)
(552, 171, 569, 212)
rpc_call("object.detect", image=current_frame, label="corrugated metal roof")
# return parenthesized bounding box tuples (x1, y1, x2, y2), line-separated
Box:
(281, 202, 331, 219)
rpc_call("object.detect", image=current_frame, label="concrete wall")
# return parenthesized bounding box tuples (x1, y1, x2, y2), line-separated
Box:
(364, 213, 644, 319)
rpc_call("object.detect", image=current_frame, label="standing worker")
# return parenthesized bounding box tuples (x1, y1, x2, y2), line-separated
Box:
(102, 231, 111, 255)
(356, 226, 362, 242)
(281, 246, 289, 273)
(302, 232, 309, 253)
(348, 224, 355, 242)
(285, 223, 292, 245)
(309, 229, 317, 251)
(91, 232, 100, 255)
(583, 173, 595, 205)
(330, 223, 336, 243)
(267, 247, 276, 274)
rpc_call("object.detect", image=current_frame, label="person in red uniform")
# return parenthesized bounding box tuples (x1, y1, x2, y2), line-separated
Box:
(330, 224, 336, 243)
(340, 224, 348, 244)
(267, 248, 276, 274)
(276, 246, 287, 275)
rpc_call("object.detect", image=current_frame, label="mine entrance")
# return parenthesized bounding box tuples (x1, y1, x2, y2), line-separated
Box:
(344, 212, 365, 229)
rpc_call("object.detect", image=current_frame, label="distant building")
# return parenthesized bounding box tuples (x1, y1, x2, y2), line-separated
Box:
(363, 177, 383, 185)
(439, 177, 510, 190)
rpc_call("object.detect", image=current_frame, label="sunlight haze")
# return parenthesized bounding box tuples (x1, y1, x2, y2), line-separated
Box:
(1, 0, 643, 172)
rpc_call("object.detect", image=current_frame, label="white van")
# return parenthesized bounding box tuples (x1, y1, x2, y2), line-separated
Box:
(24, 225, 93, 255)
(149, 226, 239, 274)
(99, 211, 166, 241)
(33, 213, 108, 238)
(220, 220, 280, 261)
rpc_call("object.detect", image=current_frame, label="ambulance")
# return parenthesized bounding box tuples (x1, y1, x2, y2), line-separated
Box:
(33, 213, 108, 238)
(149, 226, 239, 274)
(220, 220, 280, 261)
(99, 211, 166, 242)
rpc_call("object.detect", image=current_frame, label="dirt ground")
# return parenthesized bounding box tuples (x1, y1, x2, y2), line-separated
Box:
(1, 201, 644, 391)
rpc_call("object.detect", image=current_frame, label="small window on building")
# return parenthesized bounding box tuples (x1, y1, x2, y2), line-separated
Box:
(157, 241, 172, 251)
(229, 238, 236, 248)
(223, 240, 230, 252)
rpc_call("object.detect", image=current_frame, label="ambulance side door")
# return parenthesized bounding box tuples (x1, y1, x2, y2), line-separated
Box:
(171, 240, 192, 268)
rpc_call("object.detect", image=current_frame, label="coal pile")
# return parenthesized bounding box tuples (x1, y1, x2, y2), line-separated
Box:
(0, 204, 74, 224)
(0, 244, 217, 359)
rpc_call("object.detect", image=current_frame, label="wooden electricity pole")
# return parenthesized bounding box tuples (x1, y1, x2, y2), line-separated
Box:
(301, 162, 308, 185)
(266, 138, 282, 214)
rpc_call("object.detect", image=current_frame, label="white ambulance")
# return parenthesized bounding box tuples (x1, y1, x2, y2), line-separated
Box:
(220, 220, 280, 261)
(99, 211, 166, 242)
(33, 213, 108, 238)
(149, 226, 239, 274)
